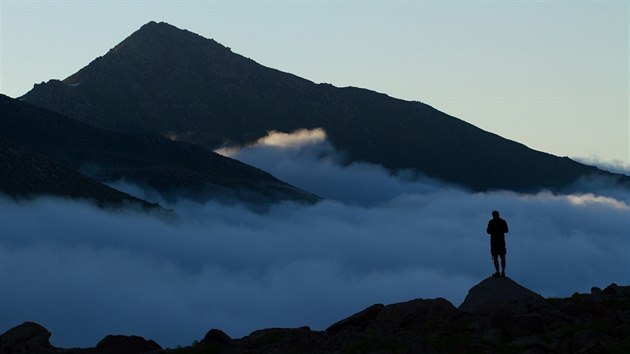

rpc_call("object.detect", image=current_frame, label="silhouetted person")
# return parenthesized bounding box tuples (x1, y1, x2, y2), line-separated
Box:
(486, 210, 508, 277)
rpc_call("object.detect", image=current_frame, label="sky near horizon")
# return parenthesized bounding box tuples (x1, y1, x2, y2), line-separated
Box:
(0, 0, 628, 168)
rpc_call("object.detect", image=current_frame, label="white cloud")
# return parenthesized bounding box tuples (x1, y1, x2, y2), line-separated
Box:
(216, 128, 327, 157)
(1, 129, 628, 349)
(216, 128, 449, 205)
(573, 156, 630, 176)
(566, 193, 629, 210)
(254, 128, 327, 148)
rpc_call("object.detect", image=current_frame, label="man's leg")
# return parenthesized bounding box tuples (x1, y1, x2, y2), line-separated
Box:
(492, 255, 500, 276)
(500, 254, 506, 276)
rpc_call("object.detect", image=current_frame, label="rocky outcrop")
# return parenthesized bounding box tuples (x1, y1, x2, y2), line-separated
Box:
(2, 280, 629, 353)
(0, 323, 162, 354)
(459, 276, 546, 314)
(94, 335, 162, 354)
(0, 322, 56, 354)
(200, 328, 233, 347)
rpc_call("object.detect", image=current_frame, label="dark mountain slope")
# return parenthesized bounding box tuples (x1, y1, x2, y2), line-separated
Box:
(21, 21, 624, 192)
(0, 94, 318, 203)
(0, 137, 158, 209)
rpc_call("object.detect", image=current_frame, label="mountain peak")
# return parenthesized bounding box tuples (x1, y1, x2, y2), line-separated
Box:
(109, 20, 219, 54)
(21, 22, 629, 192)
(130, 20, 180, 38)
(57, 20, 249, 91)
(134, 20, 193, 38)
(140, 20, 161, 28)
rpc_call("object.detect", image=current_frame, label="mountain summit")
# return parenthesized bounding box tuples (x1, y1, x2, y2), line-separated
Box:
(22, 21, 626, 192)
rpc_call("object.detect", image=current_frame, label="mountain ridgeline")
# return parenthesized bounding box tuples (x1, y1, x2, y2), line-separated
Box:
(0, 94, 318, 204)
(22, 21, 625, 192)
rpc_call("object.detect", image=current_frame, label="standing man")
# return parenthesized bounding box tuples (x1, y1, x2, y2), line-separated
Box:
(486, 210, 509, 277)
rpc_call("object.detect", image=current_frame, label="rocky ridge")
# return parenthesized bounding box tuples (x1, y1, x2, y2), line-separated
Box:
(2, 278, 628, 353)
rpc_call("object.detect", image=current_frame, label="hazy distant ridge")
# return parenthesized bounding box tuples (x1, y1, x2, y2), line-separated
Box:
(0, 94, 318, 204)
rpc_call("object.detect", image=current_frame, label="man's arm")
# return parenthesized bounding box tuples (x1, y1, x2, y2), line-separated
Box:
(486, 221, 492, 234)
(503, 220, 509, 233)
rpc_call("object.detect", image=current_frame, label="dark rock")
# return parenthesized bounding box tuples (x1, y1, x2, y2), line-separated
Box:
(562, 299, 617, 324)
(326, 304, 384, 333)
(521, 347, 548, 354)
(459, 277, 545, 315)
(241, 327, 323, 354)
(95, 334, 162, 354)
(591, 286, 602, 295)
(602, 283, 619, 295)
(503, 313, 546, 338)
(571, 330, 619, 353)
(372, 298, 459, 329)
(531, 308, 571, 333)
(478, 328, 502, 342)
(510, 335, 550, 351)
(201, 328, 232, 346)
(0, 322, 55, 354)
(602, 283, 630, 296)
(616, 309, 630, 325)
(613, 324, 630, 338)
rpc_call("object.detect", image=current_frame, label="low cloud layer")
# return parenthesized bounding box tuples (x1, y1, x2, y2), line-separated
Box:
(574, 156, 630, 177)
(1, 130, 629, 348)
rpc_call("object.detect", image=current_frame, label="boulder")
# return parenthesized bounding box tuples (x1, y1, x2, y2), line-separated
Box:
(0, 322, 56, 354)
(201, 328, 233, 346)
(459, 277, 545, 315)
(602, 283, 630, 296)
(95, 334, 162, 354)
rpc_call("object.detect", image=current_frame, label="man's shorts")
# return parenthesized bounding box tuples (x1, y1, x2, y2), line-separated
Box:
(491, 240, 506, 257)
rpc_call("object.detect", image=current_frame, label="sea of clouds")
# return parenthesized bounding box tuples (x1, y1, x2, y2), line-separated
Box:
(1, 129, 628, 348)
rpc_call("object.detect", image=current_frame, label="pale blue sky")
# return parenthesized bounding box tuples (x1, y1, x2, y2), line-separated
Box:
(1, 0, 628, 168)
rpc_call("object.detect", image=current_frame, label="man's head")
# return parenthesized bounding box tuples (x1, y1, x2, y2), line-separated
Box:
(492, 210, 500, 218)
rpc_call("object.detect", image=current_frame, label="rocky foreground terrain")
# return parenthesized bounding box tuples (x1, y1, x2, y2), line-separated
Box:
(2, 277, 629, 353)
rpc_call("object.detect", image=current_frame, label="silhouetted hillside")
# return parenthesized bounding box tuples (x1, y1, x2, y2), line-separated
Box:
(3, 280, 628, 353)
(21, 21, 628, 192)
(0, 137, 158, 209)
(0, 94, 318, 204)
